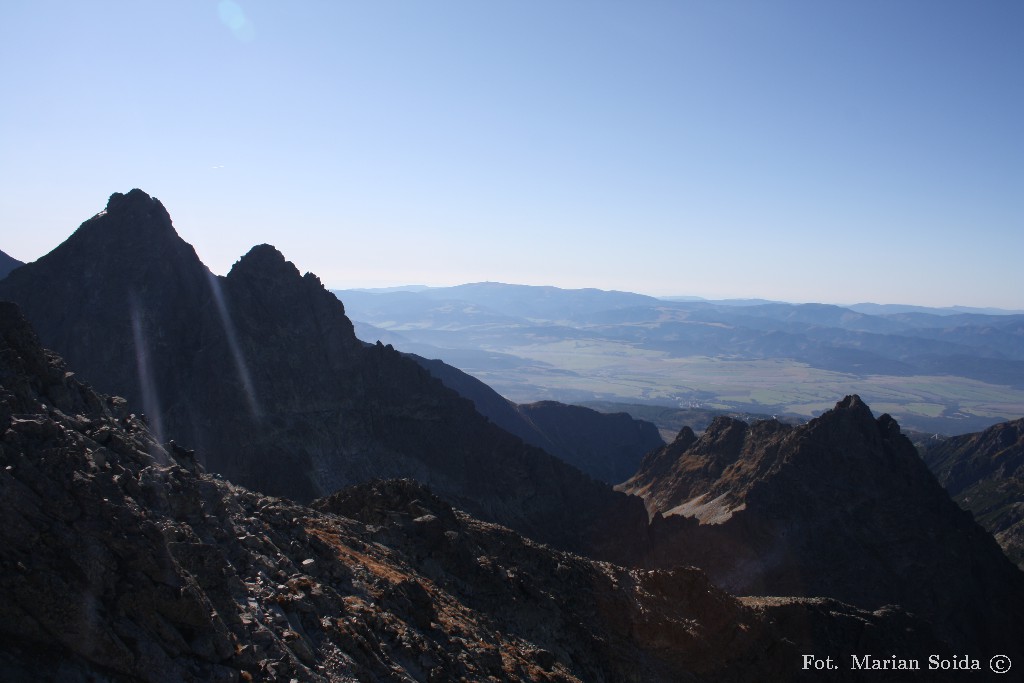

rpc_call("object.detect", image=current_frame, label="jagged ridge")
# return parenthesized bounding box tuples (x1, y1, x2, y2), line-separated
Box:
(0, 190, 649, 560)
(623, 396, 1024, 653)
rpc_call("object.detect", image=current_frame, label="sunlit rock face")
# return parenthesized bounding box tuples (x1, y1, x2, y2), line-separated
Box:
(0, 190, 649, 558)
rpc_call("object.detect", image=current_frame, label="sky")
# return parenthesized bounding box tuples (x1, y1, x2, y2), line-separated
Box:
(1, 1, 1021, 308)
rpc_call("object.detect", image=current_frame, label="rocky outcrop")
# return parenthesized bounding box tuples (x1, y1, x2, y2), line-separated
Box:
(922, 418, 1024, 569)
(1, 302, 951, 682)
(0, 190, 650, 559)
(0, 248, 22, 280)
(621, 396, 1024, 654)
(412, 355, 663, 484)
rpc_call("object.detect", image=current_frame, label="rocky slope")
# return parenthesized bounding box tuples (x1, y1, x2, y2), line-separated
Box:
(0, 302, 951, 682)
(922, 418, 1024, 569)
(0, 190, 649, 559)
(620, 397, 1024, 654)
(514, 400, 662, 485)
(0, 248, 22, 280)
(412, 355, 663, 484)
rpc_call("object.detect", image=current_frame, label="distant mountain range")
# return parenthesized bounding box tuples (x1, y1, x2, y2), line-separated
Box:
(846, 302, 1024, 316)
(361, 287, 1024, 316)
(663, 296, 1024, 316)
(334, 283, 1024, 434)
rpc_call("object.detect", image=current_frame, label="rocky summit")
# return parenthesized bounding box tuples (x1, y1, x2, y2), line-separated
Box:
(0, 302, 954, 682)
(0, 190, 649, 559)
(620, 396, 1024, 654)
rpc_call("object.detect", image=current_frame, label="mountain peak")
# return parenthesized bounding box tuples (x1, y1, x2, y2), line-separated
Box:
(0, 189, 211, 414)
(34, 187, 185, 258)
(810, 394, 881, 435)
(227, 243, 302, 284)
(0, 189, 205, 293)
(101, 188, 172, 227)
(673, 425, 697, 446)
(835, 393, 869, 412)
(701, 416, 748, 446)
(106, 187, 154, 208)
(238, 242, 287, 265)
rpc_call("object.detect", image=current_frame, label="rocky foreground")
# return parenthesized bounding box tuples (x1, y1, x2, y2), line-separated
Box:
(1, 301, 951, 680)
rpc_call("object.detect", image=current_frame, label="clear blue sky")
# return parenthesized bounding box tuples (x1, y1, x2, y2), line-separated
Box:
(1, 1, 1021, 307)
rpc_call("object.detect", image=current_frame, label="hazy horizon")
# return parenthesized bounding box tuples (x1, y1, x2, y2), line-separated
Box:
(335, 280, 1024, 314)
(2, 2, 1021, 309)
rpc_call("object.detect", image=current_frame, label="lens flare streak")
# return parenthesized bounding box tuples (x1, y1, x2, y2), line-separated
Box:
(206, 270, 262, 417)
(129, 295, 166, 450)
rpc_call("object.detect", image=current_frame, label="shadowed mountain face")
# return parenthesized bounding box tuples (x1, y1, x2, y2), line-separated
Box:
(923, 418, 1024, 569)
(621, 396, 1024, 654)
(0, 190, 648, 559)
(0, 192, 212, 424)
(1, 302, 954, 682)
(0, 249, 22, 280)
(411, 355, 664, 484)
(514, 401, 663, 485)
